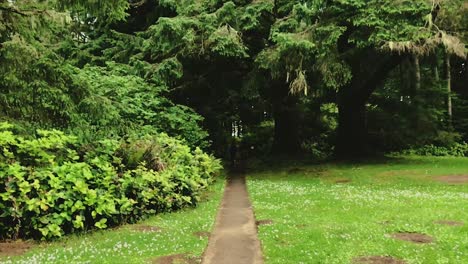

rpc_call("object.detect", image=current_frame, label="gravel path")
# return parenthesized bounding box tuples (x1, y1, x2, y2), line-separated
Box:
(201, 173, 263, 264)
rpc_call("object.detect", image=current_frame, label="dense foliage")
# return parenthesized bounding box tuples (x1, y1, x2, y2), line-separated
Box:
(102, 0, 466, 159)
(2, 0, 467, 160)
(0, 122, 220, 239)
(0, 0, 467, 238)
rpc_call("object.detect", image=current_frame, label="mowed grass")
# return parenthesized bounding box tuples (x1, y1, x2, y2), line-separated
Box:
(247, 156, 468, 264)
(0, 177, 225, 264)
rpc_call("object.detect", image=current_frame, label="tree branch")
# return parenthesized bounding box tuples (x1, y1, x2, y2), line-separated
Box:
(0, 6, 27, 16)
(360, 54, 404, 101)
(0, 6, 48, 16)
(129, 0, 148, 8)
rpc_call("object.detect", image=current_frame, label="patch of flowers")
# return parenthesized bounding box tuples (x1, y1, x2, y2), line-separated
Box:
(248, 168, 468, 264)
(249, 179, 468, 204)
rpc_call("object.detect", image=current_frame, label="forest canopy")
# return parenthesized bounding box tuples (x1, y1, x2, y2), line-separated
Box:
(0, 0, 467, 159)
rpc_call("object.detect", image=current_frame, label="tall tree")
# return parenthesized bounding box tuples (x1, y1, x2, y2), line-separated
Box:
(266, 0, 467, 158)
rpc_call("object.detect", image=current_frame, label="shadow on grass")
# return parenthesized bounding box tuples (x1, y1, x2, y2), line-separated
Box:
(245, 154, 433, 176)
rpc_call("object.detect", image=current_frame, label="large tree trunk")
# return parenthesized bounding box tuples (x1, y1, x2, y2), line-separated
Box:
(413, 55, 421, 96)
(334, 53, 403, 160)
(271, 81, 301, 155)
(434, 62, 440, 82)
(446, 53, 452, 121)
(412, 55, 422, 129)
(335, 90, 368, 159)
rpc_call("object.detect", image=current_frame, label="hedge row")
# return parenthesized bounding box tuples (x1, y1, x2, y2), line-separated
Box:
(0, 122, 221, 239)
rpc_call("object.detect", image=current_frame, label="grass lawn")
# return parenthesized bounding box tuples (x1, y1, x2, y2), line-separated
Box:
(248, 156, 468, 264)
(0, 176, 225, 264)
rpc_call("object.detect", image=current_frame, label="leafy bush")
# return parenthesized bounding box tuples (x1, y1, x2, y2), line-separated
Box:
(430, 131, 463, 148)
(0, 122, 221, 240)
(401, 142, 468, 157)
(301, 138, 334, 160)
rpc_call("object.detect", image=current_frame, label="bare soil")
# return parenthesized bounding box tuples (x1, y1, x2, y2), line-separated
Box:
(334, 179, 352, 184)
(193, 231, 210, 239)
(0, 240, 31, 257)
(256, 219, 273, 226)
(353, 256, 407, 264)
(201, 174, 263, 264)
(436, 175, 468, 184)
(130, 225, 162, 232)
(391, 232, 434, 244)
(434, 220, 464, 226)
(152, 253, 200, 264)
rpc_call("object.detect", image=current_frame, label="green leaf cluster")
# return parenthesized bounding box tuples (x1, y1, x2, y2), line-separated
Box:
(0, 123, 221, 240)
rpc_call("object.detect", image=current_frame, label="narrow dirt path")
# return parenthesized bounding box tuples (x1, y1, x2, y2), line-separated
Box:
(201, 172, 263, 264)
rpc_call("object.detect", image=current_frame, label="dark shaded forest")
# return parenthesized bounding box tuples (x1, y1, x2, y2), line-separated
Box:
(0, 0, 467, 240)
(1, 0, 467, 160)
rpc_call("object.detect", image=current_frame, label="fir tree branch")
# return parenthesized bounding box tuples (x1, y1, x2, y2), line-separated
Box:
(0, 6, 27, 16)
(0, 5, 48, 16)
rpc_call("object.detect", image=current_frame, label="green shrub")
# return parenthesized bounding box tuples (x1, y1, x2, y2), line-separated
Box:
(401, 142, 468, 157)
(301, 138, 334, 160)
(0, 122, 221, 240)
